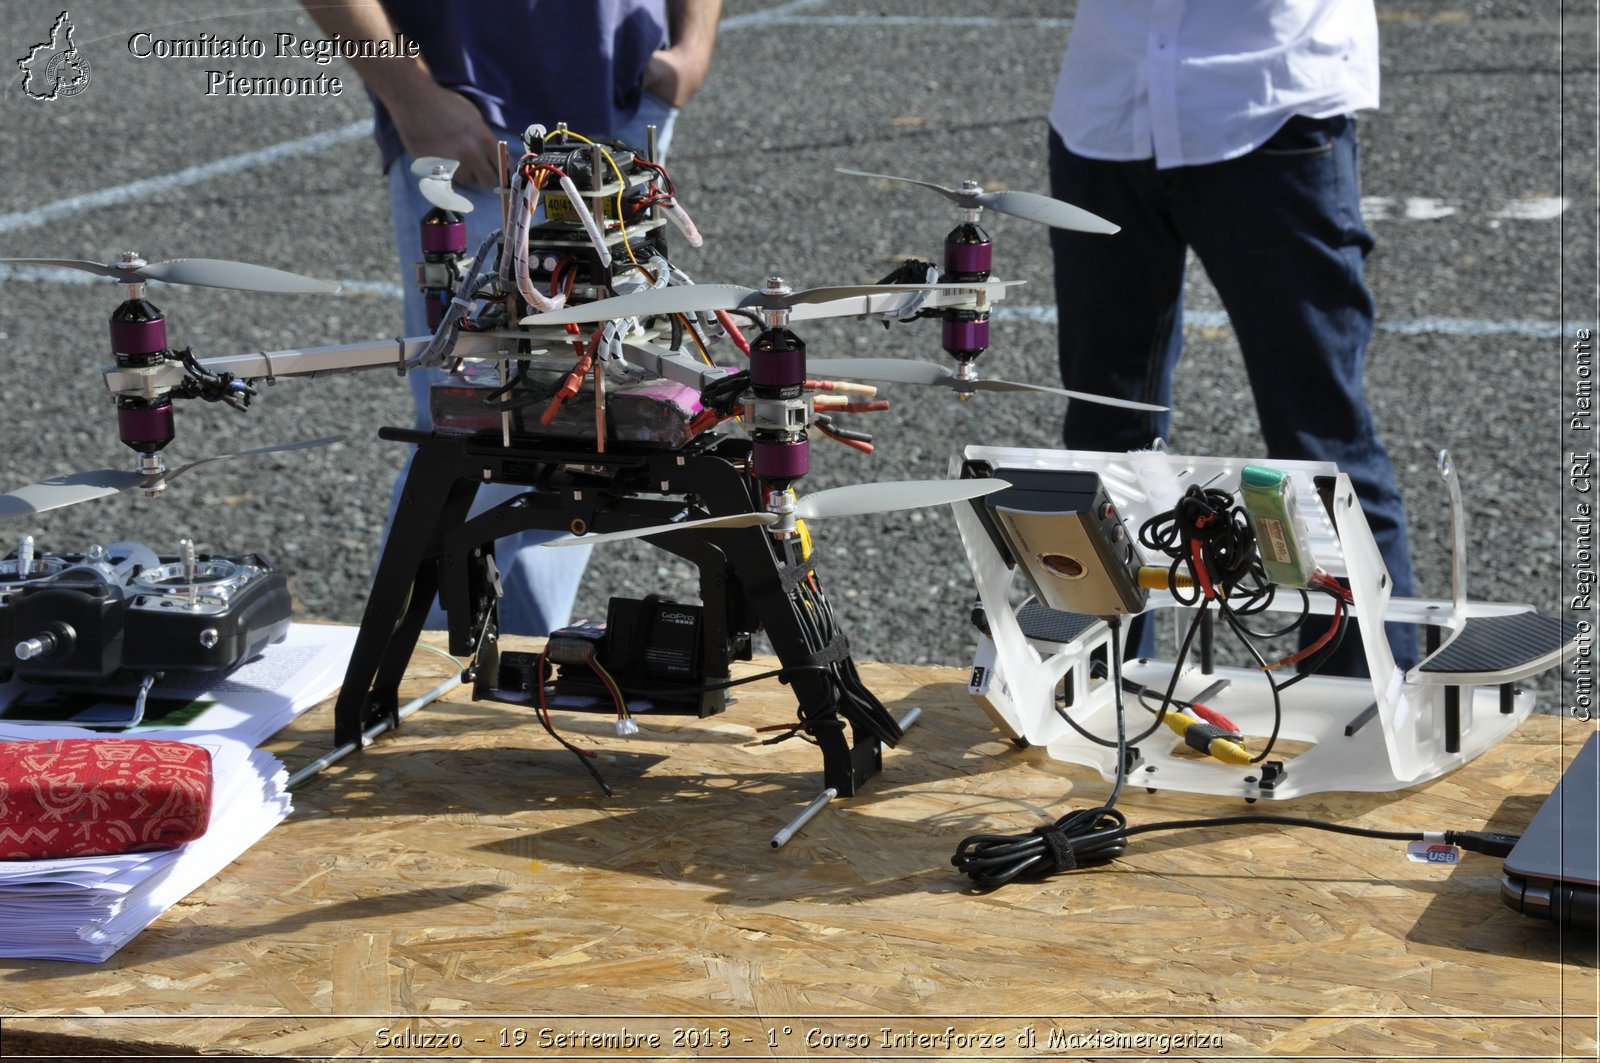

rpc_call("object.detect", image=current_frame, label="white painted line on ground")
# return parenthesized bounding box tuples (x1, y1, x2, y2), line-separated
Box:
(1362, 195, 1567, 221)
(0, 261, 1581, 340)
(0, 120, 371, 236)
(1490, 197, 1571, 221)
(722, 0, 834, 29)
(991, 304, 1588, 339)
(734, 15, 1071, 27)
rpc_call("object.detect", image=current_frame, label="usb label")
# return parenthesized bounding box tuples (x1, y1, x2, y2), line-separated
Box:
(1406, 841, 1461, 865)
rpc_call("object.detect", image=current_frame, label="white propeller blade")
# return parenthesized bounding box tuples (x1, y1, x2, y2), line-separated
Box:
(0, 256, 339, 294)
(545, 509, 779, 546)
(836, 167, 1120, 234)
(157, 436, 346, 485)
(410, 156, 474, 213)
(521, 281, 1012, 327)
(0, 437, 345, 520)
(138, 258, 342, 294)
(544, 476, 1010, 547)
(525, 283, 758, 326)
(979, 189, 1120, 235)
(793, 477, 1010, 520)
(806, 357, 1167, 413)
(0, 470, 145, 520)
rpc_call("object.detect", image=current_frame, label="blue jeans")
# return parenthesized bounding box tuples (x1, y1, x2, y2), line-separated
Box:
(1048, 116, 1418, 672)
(382, 94, 678, 636)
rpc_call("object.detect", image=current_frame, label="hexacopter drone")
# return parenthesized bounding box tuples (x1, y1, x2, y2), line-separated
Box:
(0, 123, 1149, 821)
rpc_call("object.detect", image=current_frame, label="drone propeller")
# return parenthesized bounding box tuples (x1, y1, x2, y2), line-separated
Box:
(835, 168, 1119, 235)
(546, 476, 1010, 547)
(807, 357, 1165, 413)
(520, 279, 1010, 327)
(0, 437, 346, 521)
(410, 156, 475, 213)
(0, 255, 340, 294)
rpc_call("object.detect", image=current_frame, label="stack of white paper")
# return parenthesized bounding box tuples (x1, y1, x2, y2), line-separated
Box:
(0, 734, 289, 962)
(0, 623, 359, 962)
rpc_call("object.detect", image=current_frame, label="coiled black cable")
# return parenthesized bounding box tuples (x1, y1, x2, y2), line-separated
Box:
(953, 811, 1520, 888)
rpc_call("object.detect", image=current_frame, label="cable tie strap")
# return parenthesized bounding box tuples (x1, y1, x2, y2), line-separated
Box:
(789, 633, 851, 669)
(1032, 824, 1078, 872)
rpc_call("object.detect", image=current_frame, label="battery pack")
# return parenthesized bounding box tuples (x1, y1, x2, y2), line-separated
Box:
(1238, 464, 1316, 587)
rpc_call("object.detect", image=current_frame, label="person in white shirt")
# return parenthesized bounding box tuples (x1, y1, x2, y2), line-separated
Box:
(1048, 0, 1417, 673)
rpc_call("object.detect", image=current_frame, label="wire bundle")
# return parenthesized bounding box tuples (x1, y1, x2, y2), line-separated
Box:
(767, 557, 904, 749)
(1131, 484, 1356, 762)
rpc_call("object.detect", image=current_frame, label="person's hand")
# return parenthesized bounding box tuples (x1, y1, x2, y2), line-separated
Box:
(389, 83, 501, 189)
(643, 43, 712, 107)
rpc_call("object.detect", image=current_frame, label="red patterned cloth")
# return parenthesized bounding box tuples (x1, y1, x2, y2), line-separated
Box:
(0, 739, 212, 859)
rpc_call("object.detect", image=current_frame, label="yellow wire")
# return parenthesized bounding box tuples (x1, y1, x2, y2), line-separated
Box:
(588, 653, 631, 719)
(678, 313, 715, 365)
(553, 129, 641, 269)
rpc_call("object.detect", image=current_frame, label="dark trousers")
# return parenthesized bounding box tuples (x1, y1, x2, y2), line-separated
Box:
(1049, 116, 1418, 672)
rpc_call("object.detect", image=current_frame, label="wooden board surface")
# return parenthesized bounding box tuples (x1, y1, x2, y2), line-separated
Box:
(1, 637, 1596, 1061)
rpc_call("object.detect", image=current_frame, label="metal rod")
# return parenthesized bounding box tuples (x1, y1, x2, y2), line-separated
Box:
(771, 787, 837, 849)
(286, 674, 463, 789)
(768, 707, 920, 849)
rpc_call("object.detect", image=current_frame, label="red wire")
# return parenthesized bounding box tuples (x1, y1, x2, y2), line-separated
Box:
(1270, 596, 1346, 670)
(715, 310, 751, 355)
(534, 649, 598, 758)
(1189, 540, 1216, 600)
(540, 328, 603, 425)
(816, 422, 873, 454)
(1187, 703, 1243, 736)
(1312, 569, 1355, 603)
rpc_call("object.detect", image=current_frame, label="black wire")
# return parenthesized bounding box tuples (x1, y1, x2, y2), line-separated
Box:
(615, 663, 830, 699)
(1122, 814, 1424, 844)
(956, 618, 1131, 886)
(1051, 604, 1209, 750)
(484, 370, 550, 413)
(953, 811, 1449, 889)
(176, 346, 255, 411)
(699, 370, 750, 416)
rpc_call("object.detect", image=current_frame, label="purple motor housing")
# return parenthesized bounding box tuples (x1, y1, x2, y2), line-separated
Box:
(753, 437, 809, 484)
(117, 398, 174, 454)
(749, 326, 810, 488)
(749, 328, 806, 395)
(943, 222, 993, 363)
(942, 311, 990, 360)
(944, 223, 993, 278)
(421, 207, 467, 256)
(420, 207, 466, 329)
(109, 298, 168, 367)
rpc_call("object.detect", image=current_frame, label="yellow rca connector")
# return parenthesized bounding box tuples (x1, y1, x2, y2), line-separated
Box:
(1162, 711, 1252, 765)
(1137, 566, 1195, 591)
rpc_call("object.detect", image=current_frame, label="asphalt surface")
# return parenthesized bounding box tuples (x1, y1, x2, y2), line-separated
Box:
(0, 2, 1594, 712)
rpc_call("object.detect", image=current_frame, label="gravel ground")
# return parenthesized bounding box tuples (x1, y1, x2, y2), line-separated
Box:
(0, 1, 1593, 713)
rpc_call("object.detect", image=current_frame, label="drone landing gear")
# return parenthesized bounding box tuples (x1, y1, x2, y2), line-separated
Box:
(331, 431, 902, 803)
